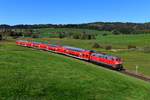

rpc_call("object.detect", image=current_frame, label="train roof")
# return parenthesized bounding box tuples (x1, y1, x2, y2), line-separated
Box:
(63, 46, 86, 52)
(33, 42, 48, 44)
(33, 42, 41, 44)
(48, 44, 58, 47)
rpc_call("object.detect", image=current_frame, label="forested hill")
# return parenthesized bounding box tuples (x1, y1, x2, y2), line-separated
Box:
(1, 22, 150, 34)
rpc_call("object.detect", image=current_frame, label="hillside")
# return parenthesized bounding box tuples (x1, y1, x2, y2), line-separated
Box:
(0, 40, 149, 100)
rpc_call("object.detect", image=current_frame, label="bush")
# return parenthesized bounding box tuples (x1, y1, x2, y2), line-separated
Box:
(32, 34, 40, 38)
(59, 33, 65, 39)
(92, 43, 101, 48)
(72, 34, 80, 39)
(80, 32, 87, 39)
(105, 45, 112, 50)
(0, 35, 2, 40)
(112, 29, 121, 35)
(143, 47, 150, 53)
(128, 45, 136, 49)
(102, 33, 108, 36)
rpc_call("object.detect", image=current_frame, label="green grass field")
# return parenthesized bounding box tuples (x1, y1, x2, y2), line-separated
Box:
(0, 40, 150, 100)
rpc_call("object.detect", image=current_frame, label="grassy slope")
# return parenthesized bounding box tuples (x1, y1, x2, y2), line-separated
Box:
(0, 41, 150, 100)
(96, 34, 150, 48)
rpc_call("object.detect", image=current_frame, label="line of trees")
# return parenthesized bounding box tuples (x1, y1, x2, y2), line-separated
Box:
(1, 22, 150, 35)
(0, 28, 11, 40)
(58, 31, 96, 40)
(0, 28, 41, 40)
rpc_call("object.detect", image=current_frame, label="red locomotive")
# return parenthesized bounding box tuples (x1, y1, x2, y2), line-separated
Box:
(16, 40, 123, 70)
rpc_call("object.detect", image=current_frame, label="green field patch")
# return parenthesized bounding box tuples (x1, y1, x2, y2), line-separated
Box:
(0, 41, 149, 99)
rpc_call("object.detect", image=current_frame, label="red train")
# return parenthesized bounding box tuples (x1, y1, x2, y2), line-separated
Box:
(16, 40, 123, 70)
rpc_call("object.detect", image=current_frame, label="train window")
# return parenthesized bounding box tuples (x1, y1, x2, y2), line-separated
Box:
(107, 56, 113, 60)
(89, 50, 96, 53)
(96, 55, 100, 58)
(116, 58, 121, 61)
(99, 55, 103, 58)
(110, 58, 114, 60)
(92, 54, 96, 56)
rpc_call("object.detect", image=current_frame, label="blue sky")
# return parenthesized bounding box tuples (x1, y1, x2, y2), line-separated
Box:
(0, 0, 150, 25)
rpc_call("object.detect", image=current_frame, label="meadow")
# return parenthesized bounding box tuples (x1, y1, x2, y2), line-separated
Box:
(37, 28, 150, 48)
(0, 40, 150, 100)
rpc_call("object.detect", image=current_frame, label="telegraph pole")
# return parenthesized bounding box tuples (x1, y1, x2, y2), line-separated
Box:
(136, 65, 139, 74)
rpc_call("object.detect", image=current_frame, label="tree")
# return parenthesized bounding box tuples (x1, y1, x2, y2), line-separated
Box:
(92, 43, 101, 48)
(32, 34, 40, 38)
(59, 32, 66, 38)
(112, 29, 121, 35)
(0, 28, 11, 40)
(23, 29, 34, 37)
(80, 32, 87, 39)
(105, 45, 112, 50)
(128, 45, 136, 49)
(0, 34, 2, 40)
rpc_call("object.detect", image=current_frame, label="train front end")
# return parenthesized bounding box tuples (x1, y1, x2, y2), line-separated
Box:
(113, 57, 123, 70)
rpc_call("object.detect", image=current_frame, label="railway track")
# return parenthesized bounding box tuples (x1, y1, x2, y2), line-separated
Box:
(121, 69, 150, 82)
